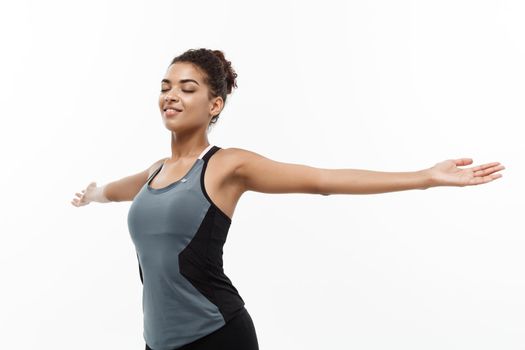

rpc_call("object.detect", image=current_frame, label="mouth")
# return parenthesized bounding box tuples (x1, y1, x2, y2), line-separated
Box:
(163, 107, 182, 117)
(163, 107, 182, 112)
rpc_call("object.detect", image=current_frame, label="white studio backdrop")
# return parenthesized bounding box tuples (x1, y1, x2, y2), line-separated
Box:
(0, 0, 523, 349)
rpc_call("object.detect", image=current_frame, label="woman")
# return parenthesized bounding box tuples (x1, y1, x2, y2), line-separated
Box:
(71, 48, 505, 350)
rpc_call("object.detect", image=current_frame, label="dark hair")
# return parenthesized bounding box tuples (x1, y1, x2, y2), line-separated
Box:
(169, 48, 238, 128)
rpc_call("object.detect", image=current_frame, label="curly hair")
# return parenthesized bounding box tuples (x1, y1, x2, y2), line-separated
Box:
(169, 48, 238, 129)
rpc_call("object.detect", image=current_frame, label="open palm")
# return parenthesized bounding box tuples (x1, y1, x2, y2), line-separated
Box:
(428, 158, 505, 187)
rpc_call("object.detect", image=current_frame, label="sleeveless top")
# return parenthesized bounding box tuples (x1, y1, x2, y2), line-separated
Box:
(127, 145, 246, 350)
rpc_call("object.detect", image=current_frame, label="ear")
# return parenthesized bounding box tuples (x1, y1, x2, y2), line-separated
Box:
(209, 96, 224, 117)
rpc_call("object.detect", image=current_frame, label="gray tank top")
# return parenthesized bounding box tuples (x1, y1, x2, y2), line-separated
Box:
(127, 145, 246, 350)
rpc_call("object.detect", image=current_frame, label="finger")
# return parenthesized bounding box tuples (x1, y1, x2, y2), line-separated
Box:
(484, 173, 503, 183)
(470, 162, 501, 172)
(474, 164, 505, 176)
(453, 158, 473, 166)
(470, 173, 502, 185)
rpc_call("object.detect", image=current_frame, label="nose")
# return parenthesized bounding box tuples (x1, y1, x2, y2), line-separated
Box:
(164, 94, 179, 102)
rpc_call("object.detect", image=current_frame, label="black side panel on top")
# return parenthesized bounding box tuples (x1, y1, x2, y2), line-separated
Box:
(136, 252, 143, 285)
(178, 205, 245, 323)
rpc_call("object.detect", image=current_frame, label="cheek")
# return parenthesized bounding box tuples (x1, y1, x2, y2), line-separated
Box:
(191, 95, 209, 109)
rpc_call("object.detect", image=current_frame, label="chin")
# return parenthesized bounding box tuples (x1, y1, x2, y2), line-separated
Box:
(162, 119, 185, 131)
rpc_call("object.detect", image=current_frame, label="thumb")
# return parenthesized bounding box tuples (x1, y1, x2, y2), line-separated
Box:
(453, 158, 473, 167)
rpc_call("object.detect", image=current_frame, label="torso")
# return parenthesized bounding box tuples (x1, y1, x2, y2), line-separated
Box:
(129, 145, 247, 348)
(148, 147, 243, 221)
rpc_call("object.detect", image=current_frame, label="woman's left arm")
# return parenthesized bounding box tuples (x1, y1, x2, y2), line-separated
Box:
(316, 158, 504, 195)
(232, 148, 505, 195)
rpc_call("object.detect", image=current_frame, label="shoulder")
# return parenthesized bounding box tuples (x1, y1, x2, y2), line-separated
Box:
(147, 157, 169, 178)
(217, 147, 260, 173)
(218, 147, 277, 185)
(219, 147, 261, 160)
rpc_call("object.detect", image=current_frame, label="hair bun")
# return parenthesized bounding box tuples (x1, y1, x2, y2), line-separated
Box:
(212, 50, 238, 94)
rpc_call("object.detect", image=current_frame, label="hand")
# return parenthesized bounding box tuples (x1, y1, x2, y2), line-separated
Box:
(71, 181, 98, 207)
(427, 158, 505, 187)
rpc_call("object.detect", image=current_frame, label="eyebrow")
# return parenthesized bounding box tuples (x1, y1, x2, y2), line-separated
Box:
(161, 78, 200, 86)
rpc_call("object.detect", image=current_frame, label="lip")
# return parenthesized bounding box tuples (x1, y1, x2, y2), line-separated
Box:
(163, 106, 183, 112)
(164, 109, 181, 117)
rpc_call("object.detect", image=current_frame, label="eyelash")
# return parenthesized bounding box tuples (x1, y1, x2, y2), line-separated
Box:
(161, 89, 193, 93)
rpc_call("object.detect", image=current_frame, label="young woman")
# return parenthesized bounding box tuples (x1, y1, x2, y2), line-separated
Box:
(71, 48, 505, 350)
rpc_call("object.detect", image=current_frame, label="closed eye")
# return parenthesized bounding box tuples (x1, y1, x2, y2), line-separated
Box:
(161, 89, 194, 93)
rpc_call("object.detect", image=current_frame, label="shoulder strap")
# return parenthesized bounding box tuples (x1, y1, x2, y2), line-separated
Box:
(201, 145, 220, 162)
(198, 144, 215, 160)
(146, 162, 164, 183)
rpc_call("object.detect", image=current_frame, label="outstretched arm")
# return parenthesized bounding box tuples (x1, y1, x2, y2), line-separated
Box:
(317, 158, 504, 195)
(233, 148, 505, 195)
(71, 157, 168, 206)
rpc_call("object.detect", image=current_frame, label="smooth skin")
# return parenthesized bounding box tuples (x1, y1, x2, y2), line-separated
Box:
(71, 62, 506, 221)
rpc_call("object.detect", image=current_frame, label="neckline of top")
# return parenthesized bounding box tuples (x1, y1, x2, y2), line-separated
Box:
(146, 144, 214, 194)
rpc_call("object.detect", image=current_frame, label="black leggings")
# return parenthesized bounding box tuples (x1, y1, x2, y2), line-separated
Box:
(145, 307, 259, 350)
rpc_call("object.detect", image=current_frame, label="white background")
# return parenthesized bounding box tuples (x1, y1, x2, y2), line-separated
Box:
(1, 0, 523, 349)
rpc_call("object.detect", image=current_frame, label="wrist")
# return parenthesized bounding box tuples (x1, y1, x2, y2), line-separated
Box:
(94, 185, 111, 203)
(418, 168, 435, 190)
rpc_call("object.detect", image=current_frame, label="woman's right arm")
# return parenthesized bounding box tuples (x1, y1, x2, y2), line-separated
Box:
(71, 158, 167, 206)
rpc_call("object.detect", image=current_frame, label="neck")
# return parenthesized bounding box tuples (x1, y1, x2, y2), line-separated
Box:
(169, 132, 210, 160)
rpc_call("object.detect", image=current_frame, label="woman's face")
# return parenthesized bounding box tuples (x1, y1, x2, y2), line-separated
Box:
(159, 62, 222, 132)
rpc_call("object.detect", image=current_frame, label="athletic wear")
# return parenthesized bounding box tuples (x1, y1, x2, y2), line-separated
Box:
(127, 145, 248, 350)
(145, 307, 259, 350)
